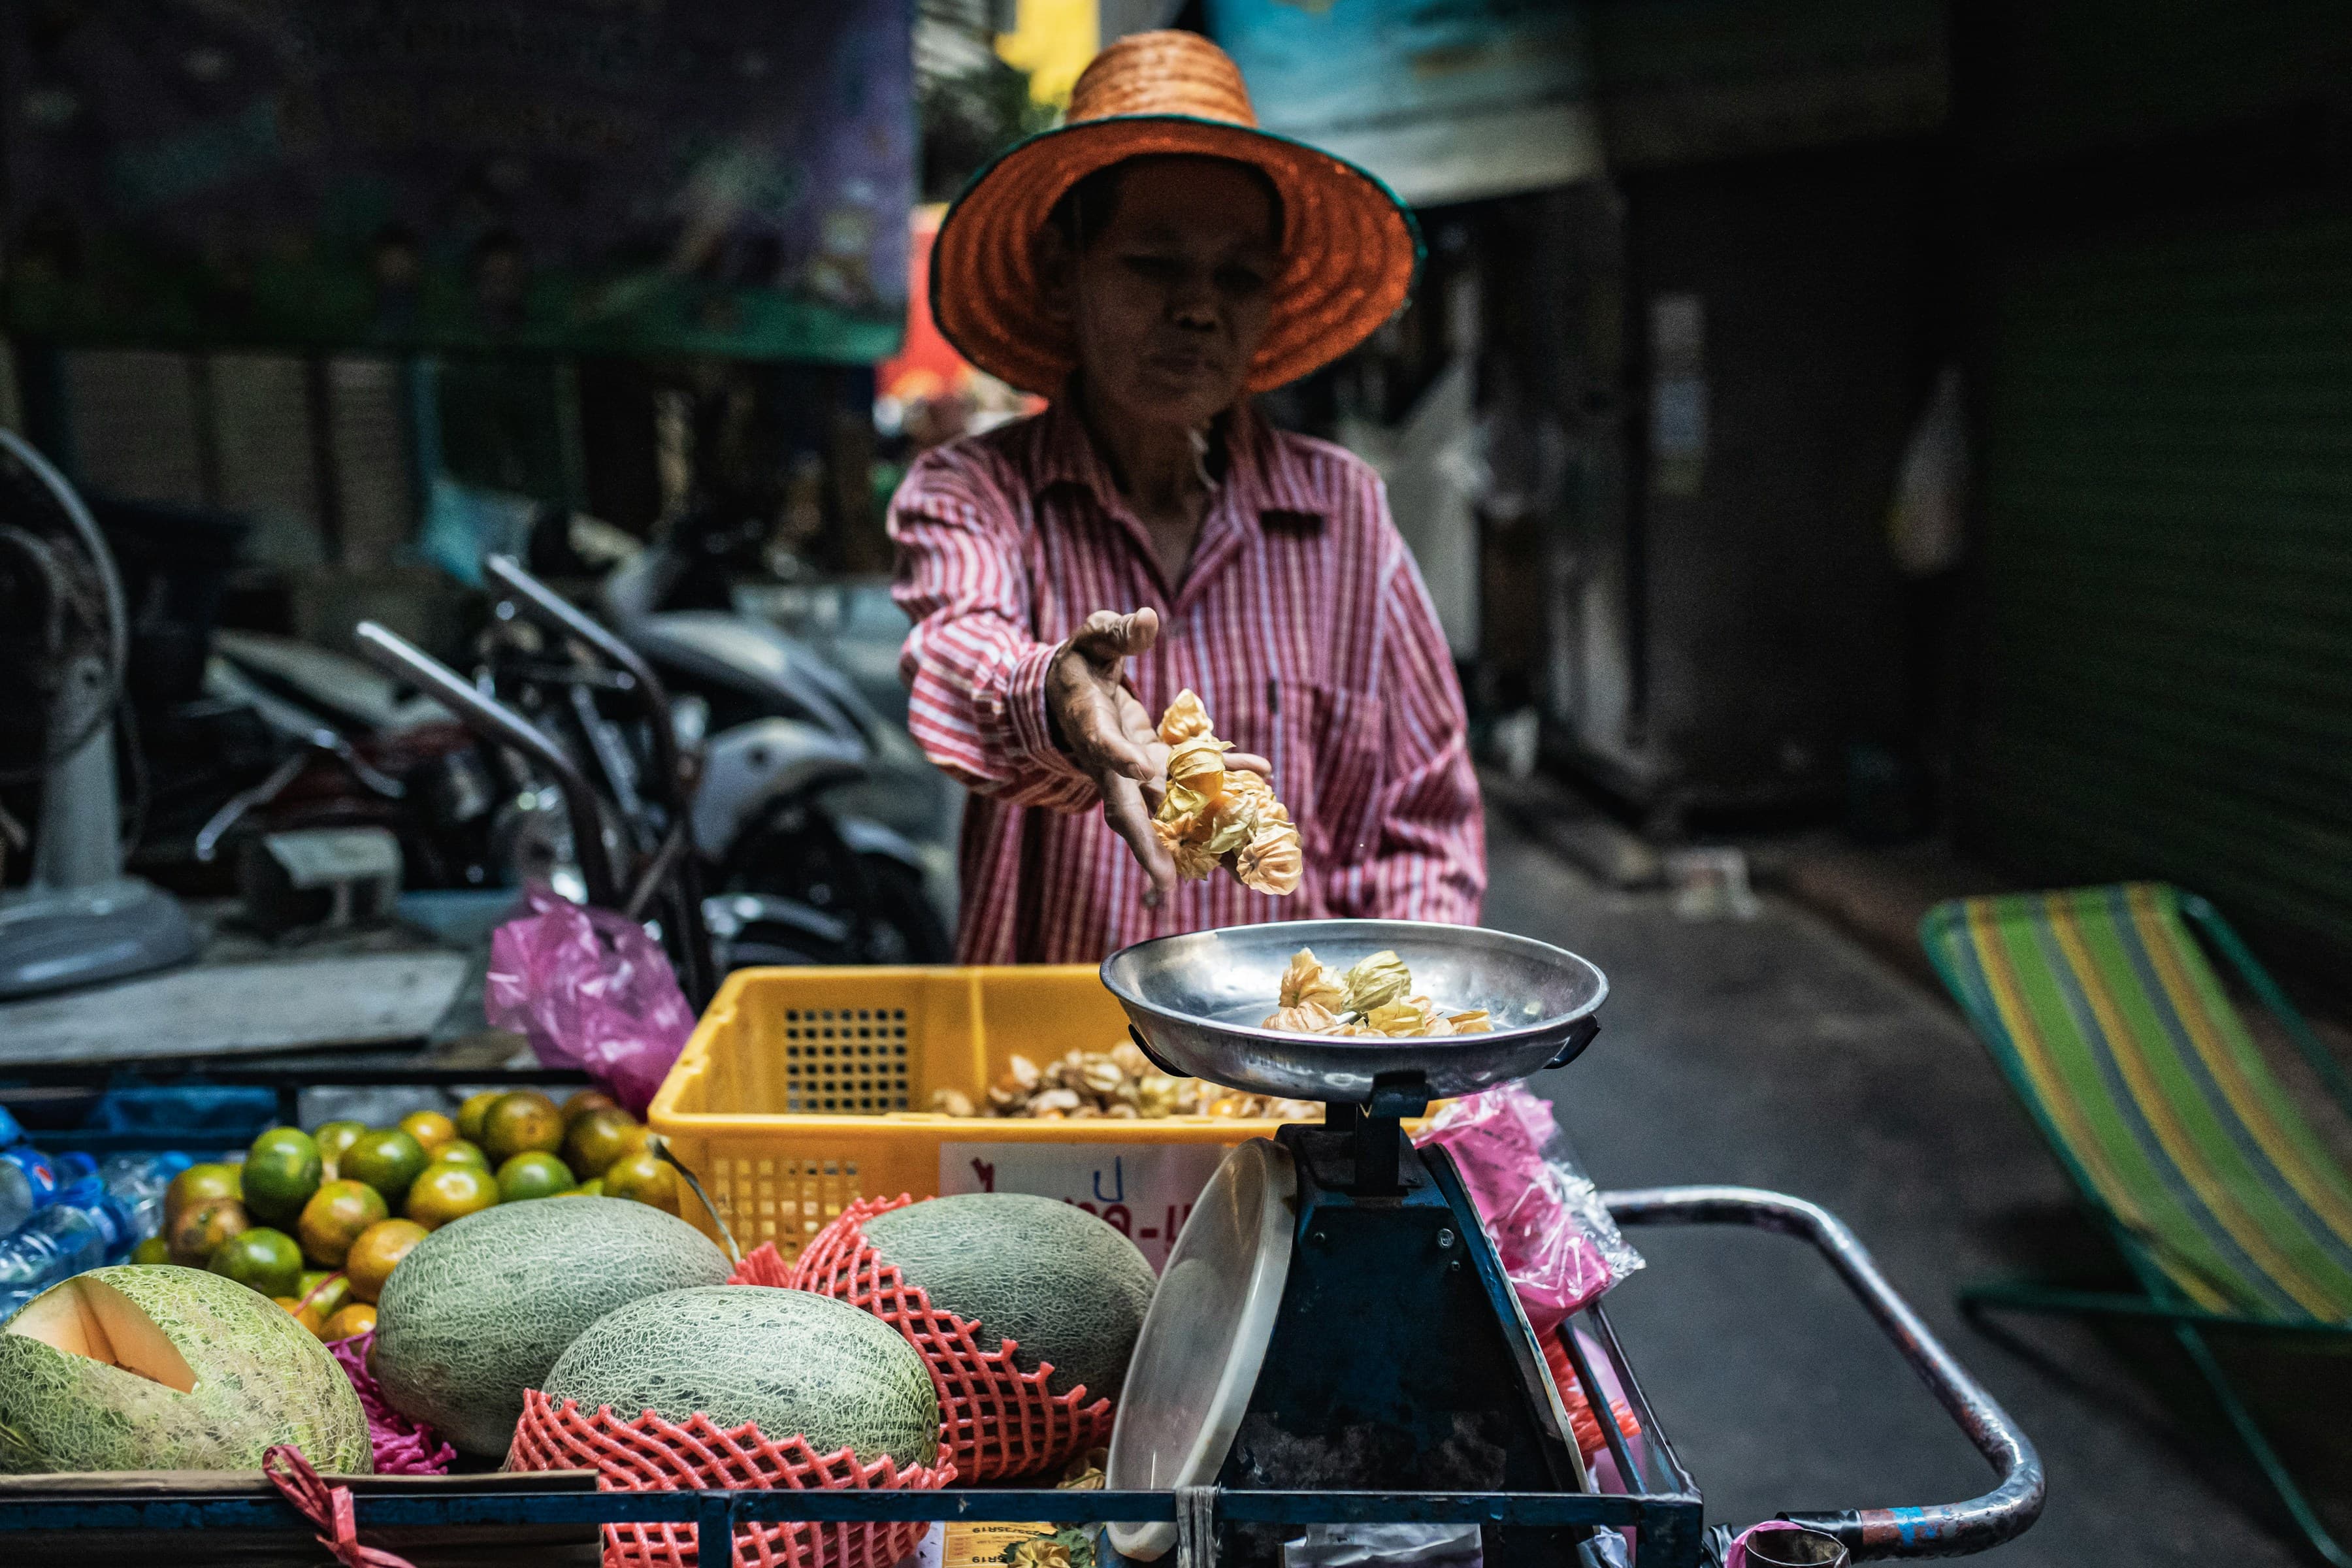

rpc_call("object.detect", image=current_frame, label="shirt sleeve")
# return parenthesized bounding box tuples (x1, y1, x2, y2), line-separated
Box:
(888, 446, 1098, 813)
(1328, 542, 1487, 924)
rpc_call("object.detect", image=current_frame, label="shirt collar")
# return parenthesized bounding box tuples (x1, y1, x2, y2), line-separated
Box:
(1030, 395, 1331, 529)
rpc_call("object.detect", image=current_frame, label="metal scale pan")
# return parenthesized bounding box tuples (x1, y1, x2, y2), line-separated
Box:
(1102, 919, 1608, 1104)
(1098, 921, 1612, 1567)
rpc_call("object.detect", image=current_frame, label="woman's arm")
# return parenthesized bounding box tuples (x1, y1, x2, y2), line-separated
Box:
(890, 447, 1101, 811)
(1327, 549, 1486, 924)
(893, 445, 1254, 898)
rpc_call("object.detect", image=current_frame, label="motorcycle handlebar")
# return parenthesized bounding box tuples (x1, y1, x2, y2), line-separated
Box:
(352, 621, 621, 909)
(482, 553, 689, 814)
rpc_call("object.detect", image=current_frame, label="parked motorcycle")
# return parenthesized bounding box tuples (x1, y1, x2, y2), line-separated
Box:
(567, 506, 953, 966)
(477, 546, 950, 973)
(139, 630, 502, 895)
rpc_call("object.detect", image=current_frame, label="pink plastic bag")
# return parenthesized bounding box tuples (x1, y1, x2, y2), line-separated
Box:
(329, 1330, 455, 1475)
(1413, 1083, 1642, 1333)
(483, 883, 696, 1115)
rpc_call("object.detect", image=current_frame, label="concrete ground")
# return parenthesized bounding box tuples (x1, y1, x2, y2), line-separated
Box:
(1481, 809, 2347, 1565)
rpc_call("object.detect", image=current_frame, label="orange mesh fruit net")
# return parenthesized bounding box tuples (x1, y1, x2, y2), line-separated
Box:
(741, 1194, 1115, 1482)
(508, 1390, 953, 1568)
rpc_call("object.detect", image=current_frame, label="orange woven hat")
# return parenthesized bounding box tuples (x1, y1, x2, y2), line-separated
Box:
(932, 30, 1422, 397)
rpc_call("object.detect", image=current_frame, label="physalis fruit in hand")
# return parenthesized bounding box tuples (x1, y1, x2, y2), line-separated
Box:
(1151, 689, 1303, 896)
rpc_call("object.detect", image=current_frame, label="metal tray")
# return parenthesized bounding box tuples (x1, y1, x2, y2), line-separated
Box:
(1100, 919, 1608, 1103)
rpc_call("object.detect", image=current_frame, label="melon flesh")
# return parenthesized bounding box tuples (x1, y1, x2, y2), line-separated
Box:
(860, 1194, 1154, 1403)
(0, 1265, 369, 1473)
(7, 1275, 197, 1393)
(540, 1286, 939, 1467)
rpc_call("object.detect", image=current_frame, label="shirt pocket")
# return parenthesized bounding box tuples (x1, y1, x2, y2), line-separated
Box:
(1260, 677, 1386, 868)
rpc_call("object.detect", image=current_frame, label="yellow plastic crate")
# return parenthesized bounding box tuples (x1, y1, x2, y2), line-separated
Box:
(648, 965, 1303, 1269)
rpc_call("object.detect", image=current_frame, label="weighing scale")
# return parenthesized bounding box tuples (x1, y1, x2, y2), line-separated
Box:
(1100, 919, 1610, 1567)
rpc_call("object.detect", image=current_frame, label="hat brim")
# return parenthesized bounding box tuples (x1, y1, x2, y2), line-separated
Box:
(932, 114, 1424, 397)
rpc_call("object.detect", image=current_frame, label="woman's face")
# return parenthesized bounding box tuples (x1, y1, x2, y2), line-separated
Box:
(1051, 157, 1281, 429)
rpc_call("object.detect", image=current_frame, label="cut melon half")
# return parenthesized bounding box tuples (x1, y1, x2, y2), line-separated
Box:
(5, 1275, 197, 1392)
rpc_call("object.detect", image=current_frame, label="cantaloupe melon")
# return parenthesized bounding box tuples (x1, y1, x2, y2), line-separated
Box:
(0, 1265, 369, 1473)
(540, 1286, 939, 1466)
(372, 1196, 730, 1457)
(859, 1194, 1154, 1403)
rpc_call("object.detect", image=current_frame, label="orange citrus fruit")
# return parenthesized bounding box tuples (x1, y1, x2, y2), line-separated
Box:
(601, 1151, 678, 1214)
(312, 1120, 367, 1180)
(561, 1089, 619, 1124)
(344, 1218, 428, 1304)
(495, 1152, 574, 1203)
(398, 1109, 458, 1152)
(298, 1179, 390, 1268)
(164, 1163, 241, 1228)
(169, 1196, 248, 1266)
(297, 1271, 351, 1321)
(280, 1290, 333, 1336)
(455, 1090, 503, 1144)
(560, 1107, 640, 1181)
(429, 1138, 490, 1169)
(320, 1303, 379, 1342)
(242, 1128, 322, 1227)
(404, 1162, 499, 1230)
(342, 1128, 429, 1204)
(209, 1227, 303, 1298)
(480, 1092, 565, 1164)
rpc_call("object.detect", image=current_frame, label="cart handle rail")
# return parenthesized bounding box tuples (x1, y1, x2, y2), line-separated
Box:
(1603, 1184, 2045, 1560)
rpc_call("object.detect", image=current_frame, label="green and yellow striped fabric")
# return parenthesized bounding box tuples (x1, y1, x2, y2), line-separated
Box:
(1923, 883, 2352, 1325)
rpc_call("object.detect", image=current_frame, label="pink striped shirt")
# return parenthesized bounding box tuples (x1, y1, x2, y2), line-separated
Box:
(890, 399, 1484, 964)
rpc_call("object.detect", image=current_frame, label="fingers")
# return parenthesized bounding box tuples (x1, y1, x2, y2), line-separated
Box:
(1225, 752, 1271, 777)
(1073, 700, 1160, 784)
(1096, 771, 1175, 902)
(1067, 607, 1159, 664)
(1051, 613, 1168, 786)
(1101, 692, 1168, 787)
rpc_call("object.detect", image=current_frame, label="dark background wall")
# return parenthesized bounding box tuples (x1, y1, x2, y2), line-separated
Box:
(1590, 139, 1931, 821)
(1955, 0, 2352, 978)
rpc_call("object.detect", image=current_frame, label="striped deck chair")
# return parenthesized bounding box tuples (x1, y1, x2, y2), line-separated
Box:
(1922, 883, 2352, 1565)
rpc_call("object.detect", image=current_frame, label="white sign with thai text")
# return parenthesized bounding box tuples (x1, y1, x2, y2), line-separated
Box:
(938, 1142, 1238, 1271)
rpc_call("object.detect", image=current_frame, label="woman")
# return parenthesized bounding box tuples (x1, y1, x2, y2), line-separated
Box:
(892, 30, 1482, 964)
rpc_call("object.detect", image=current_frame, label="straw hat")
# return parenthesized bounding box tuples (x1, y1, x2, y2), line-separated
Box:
(931, 31, 1422, 397)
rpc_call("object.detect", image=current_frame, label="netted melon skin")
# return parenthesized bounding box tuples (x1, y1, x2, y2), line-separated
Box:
(372, 1198, 730, 1457)
(542, 1286, 939, 1467)
(860, 1194, 1154, 1402)
(0, 1266, 369, 1474)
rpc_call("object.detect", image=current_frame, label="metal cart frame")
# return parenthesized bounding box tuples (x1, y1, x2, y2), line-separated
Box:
(0, 1183, 2041, 1565)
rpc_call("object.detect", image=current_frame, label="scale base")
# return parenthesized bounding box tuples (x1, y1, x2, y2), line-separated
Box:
(1205, 1119, 1588, 1567)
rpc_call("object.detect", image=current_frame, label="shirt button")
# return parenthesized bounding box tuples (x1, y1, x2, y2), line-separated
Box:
(1166, 617, 1186, 638)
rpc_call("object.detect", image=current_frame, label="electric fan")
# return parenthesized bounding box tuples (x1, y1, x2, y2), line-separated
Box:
(0, 427, 197, 998)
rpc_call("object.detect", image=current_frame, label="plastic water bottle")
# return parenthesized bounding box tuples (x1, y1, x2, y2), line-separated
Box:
(0, 1146, 61, 1213)
(53, 1151, 100, 1188)
(0, 1166, 153, 1313)
(97, 1152, 193, 1252)
(0, 1110, 35, 1240)
(0, 1204, 108, 1320)
(0, 1160, 30, 1239)
(52, 1177, 139, 1263)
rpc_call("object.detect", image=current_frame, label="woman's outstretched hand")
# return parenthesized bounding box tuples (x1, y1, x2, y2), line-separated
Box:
(1047, 608, 1267, 904)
